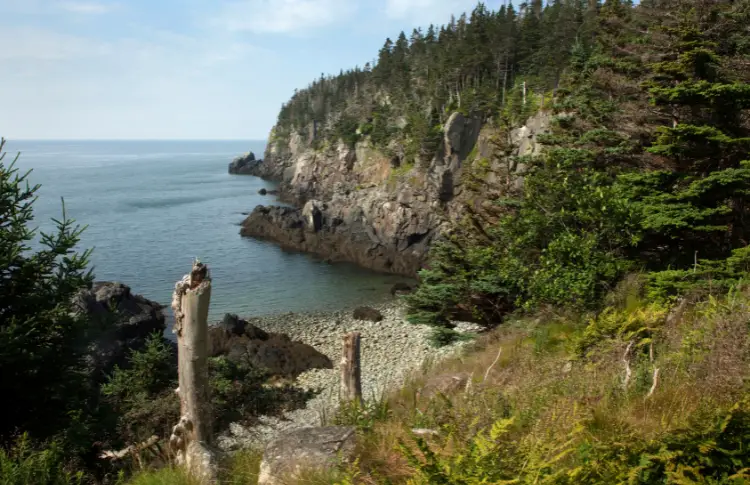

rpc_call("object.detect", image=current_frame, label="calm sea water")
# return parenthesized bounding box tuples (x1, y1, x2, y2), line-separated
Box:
(5, 140, 411, 323)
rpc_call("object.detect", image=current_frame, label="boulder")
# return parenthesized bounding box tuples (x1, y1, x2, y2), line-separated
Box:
(390, 282, 412, 296)
(258, 427, 356, 485)
(229, 152, 262, 175)
(208, 316, 331, 377)
(353, 306, 383, 322)
(258, 188, 268, 195)
(74, 282, 166, 379)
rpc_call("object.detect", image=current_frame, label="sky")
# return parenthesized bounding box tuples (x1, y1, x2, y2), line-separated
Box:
(0, 0, 487, 140)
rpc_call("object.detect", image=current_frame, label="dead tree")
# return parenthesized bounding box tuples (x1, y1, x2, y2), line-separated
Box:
(169, 260, 218, 483)
(340, 332, 362, 403)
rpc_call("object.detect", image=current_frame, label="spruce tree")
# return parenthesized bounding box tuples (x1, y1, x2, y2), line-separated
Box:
(619, 1, 750, 268)
(0, 139, 94, 445)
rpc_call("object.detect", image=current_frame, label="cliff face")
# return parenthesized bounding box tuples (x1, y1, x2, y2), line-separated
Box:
(239, 111, 550, 276)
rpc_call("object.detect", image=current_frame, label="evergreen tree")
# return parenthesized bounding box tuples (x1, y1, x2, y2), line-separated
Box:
(0, 139, 94, 445)
(620, 0, 750, 268)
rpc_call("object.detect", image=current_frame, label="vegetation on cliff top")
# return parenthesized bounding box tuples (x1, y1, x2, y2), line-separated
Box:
(405, 0, 750, 334)
(271, 0, 588, 160)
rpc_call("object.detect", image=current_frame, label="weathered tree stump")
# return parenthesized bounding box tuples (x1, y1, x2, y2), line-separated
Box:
(169, 260, 218, 483)
(340, 332, 362, 403)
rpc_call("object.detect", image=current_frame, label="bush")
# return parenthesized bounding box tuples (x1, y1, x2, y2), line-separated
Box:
(121, 467, 200, 485)
(427, 327, 474, 348)
(0, 434, 84, 485)
(101, 335, 179, 447)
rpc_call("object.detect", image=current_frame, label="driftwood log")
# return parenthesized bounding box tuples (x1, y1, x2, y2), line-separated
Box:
(169, 260, 218, 483)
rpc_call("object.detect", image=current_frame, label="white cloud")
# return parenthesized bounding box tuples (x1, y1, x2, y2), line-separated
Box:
(58, 1, 115, 14)
(384, 0, 477, 25)
(0, 23, 274, 139)
(0, 0, 117, 15)
(212, 0, 354, 34)
(0, 27, 112, 60)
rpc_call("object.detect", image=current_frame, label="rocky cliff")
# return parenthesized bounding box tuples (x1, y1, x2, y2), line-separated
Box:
(237, 111, 551, 276)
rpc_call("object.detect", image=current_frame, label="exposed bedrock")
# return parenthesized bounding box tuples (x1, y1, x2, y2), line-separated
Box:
(237, 111, 551, 274)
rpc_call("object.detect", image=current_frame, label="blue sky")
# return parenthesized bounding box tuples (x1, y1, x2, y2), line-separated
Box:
(0, 0, 486, 140)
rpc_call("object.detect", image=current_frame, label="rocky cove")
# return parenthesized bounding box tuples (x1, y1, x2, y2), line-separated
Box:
(215, 299, 482, 450)
(85, 281, 480, 452)
(230, 111, 552, 276)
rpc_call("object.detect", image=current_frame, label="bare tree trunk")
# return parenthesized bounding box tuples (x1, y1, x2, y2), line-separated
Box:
(169, 261, 218, 483)
(340, 332, 362, 403)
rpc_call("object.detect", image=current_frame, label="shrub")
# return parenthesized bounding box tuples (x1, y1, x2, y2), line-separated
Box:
(427, 328, 474, 348)
(101, 334, 179, 447)
(0, 434, 83, 485)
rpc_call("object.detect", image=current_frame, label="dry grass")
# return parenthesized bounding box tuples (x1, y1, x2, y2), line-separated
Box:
(125, 288, 750, 484)
(334, 287, 750, 484)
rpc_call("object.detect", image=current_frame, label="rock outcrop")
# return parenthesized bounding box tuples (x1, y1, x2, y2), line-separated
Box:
(240, 202, 427, 275)
(209, 314, 332, 377)
(238, 112, 551, 276)
(229, 152, 262, 175)
(74, 282, 166, 378)
(258, 426, 356, 485)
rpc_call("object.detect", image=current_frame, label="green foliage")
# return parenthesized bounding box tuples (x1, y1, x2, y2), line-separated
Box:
(101, 335, 179, 446)
(334, 397, 392, 433)
(400, 418, 519, 485)
(408, 0, 750, 327)
(0, 434, 83, 485)
(121, 467, 200, 485)
(273, 1, 594, 157)
(574, 303, 668, 358)
(102, 337, 314, 448)
(208, 355, 311, 430)
(0, 139, 95, 446)
(427, 327, 474, 348)
(333, 116, 360, 148)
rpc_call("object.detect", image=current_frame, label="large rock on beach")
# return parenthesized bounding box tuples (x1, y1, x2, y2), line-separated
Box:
(258, 426, 356, 485)
(209, 314, 332, 377)
(74, 282, 166, 378)
(352, 306, 383, 322)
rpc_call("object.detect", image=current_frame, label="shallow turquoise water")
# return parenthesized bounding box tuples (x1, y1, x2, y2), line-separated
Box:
(6, 139, 411, 322)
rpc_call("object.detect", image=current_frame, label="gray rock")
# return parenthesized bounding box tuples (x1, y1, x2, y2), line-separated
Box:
(390, 282, 413, 296)
(353, 306, 383, 322)
(229, 152, 263, 175)
(73, 282, 166, 379)
(208, 320, 331, 377)
(258, 426, 356, 485)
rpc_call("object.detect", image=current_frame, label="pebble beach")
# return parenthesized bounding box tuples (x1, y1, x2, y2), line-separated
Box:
(216, 299, 482, 450)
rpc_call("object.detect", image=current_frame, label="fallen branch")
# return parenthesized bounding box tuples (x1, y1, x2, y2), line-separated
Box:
(99, 435, 159, 462)
(483, 347, 503, 383)
(647, 368, 660, 398)
(622, 341, 634, 389)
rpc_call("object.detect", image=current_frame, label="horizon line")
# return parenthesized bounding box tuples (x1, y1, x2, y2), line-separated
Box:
(5, 138, 268, 142)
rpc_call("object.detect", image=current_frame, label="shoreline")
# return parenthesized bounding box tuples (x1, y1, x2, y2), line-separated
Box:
(216, 298, 481, 450)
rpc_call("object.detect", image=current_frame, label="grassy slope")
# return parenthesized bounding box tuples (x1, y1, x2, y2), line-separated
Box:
(127, 278, 750, 484)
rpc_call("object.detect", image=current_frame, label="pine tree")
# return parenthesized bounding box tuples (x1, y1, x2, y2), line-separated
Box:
(0, 139, 94, 444)
(619, 0, 750, 268)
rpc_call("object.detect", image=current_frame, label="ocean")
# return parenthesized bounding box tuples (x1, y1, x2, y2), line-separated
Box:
(5, 139, 411, 324)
